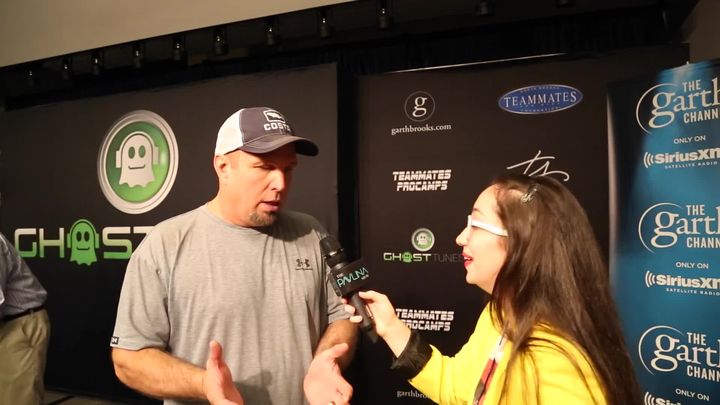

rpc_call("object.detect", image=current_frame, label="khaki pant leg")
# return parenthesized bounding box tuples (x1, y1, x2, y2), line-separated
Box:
(0, 309, 50, 405)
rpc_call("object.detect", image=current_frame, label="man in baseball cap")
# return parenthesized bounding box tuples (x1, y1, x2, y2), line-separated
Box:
(215, 107, 318, 156)
(111, 107, 357, 405)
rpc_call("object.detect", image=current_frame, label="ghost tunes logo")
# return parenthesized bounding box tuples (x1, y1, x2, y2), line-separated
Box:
(383, 228, 462, 264)
(411, 228, 435, 252)
(98, 110, 179, 214)
(15, 219, 153, 266)
(67, 219, 100, 265)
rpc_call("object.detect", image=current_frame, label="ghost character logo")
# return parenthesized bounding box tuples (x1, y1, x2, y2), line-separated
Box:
(98, 110, 179, 214)
(116, 132, 159, 187)
(66, 219, 100, 265)
(411, 228, 435, 252)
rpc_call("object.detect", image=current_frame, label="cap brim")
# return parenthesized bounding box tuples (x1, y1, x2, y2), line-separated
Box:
(240, 134, 319, 156)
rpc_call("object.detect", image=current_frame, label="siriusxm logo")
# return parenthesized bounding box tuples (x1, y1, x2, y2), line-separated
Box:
(644, 392, 680, 405)
(635, 77, 720, 134)
(645, 271, 720, 292)
(643, 147, 720, 168)
(14, 220, 152, 265)
(638, 325, 720, 383)
(637, 203, 720, 252)
(499, 84, 582, 114)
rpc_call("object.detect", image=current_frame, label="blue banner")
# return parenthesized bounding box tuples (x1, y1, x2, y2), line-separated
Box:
(609, 60, 720, 404)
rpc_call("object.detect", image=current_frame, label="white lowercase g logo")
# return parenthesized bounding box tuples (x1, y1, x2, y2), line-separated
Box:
(404, 91, 435, 122)
(98, 110, 179, 214)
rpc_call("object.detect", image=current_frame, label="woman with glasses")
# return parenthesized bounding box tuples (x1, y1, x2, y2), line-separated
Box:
(346, 174, 640, 405)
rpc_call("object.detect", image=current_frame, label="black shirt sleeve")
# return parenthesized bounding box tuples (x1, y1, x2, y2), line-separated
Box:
(390, 330, 433, 380)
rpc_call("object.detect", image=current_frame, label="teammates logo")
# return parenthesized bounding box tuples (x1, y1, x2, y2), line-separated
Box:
(638, 203, 720, 251)
(393, 169, 451, 191)
(643, 147, 720, 169)
(404, 91, 435, 122)
(636, 76, 720, 134)
(383, 228, 462, 264)
(14, 219, 152, 266)
(396, 308, 454, 332)
(644, 270, 720, 297)
(638, 325, 720, 383)
(98, 110, 179, 214)
(499, 84, 582, 114)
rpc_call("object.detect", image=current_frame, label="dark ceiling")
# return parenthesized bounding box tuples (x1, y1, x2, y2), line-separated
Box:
(0, 0, 698, 109)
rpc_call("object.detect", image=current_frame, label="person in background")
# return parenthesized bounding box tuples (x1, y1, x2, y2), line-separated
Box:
(0, 231, 50, 405)
(346, 174, 641, 405)
(111, 107, 357, 405)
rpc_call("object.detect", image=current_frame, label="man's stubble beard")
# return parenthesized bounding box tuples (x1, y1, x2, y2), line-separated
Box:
(249, 210, 278, 227)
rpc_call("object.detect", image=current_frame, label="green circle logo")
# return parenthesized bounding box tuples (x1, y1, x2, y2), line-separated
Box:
(98, 111, 179, 214)
(411, 228, 435, 252)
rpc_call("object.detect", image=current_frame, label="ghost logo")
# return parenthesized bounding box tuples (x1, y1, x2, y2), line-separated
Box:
(98, 110, 179, 214)
(66, 219, 100, 265)
(412, 228, 435, 252)
(116, 132, 159, 187)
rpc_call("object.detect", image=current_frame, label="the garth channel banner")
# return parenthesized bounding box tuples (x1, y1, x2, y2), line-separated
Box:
(610, 60, 720, 405)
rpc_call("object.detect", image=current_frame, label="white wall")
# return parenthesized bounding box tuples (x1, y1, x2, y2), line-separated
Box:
(683, 0, 720, 62)
(0, 0, 352, 68)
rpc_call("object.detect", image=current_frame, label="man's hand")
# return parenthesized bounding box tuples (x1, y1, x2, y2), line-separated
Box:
(203, 341, 244, 405)
(304, 343, 353, 405)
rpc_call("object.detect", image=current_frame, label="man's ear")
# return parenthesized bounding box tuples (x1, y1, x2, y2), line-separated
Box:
(213, 154, 230, 182)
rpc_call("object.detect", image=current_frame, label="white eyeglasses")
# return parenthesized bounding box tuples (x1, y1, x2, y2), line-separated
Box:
(467, 215, 508, 237)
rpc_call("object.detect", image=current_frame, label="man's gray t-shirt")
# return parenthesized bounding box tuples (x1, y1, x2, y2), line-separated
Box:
(111, 205, 348, 404)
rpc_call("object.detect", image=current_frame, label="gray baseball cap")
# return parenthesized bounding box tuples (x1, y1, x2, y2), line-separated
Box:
(215, 107, 319, 156)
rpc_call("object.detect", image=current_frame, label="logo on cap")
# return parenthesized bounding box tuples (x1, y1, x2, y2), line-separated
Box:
(261, 109, 292, 133)
(98, 110, 179, 214)
(263, 109, 285, 123)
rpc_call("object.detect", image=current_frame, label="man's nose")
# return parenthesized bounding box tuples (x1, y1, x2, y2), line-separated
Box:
(270, 170, 287, 192)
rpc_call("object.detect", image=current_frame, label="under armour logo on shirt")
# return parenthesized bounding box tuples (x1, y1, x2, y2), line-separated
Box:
(295, 258, 312, 271)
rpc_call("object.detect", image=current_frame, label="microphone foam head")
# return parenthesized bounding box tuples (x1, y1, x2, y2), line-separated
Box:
(320, 235, 346, 268)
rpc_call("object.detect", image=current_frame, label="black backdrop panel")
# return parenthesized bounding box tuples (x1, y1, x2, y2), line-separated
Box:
(353, 46, 687, 403)
(0, 64, 337, 402)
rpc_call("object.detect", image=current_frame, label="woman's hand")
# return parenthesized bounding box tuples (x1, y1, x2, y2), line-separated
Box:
(343, 290, 411, 357)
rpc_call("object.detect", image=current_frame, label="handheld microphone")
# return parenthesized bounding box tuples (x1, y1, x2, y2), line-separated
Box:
(320, 235, 378, 343)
